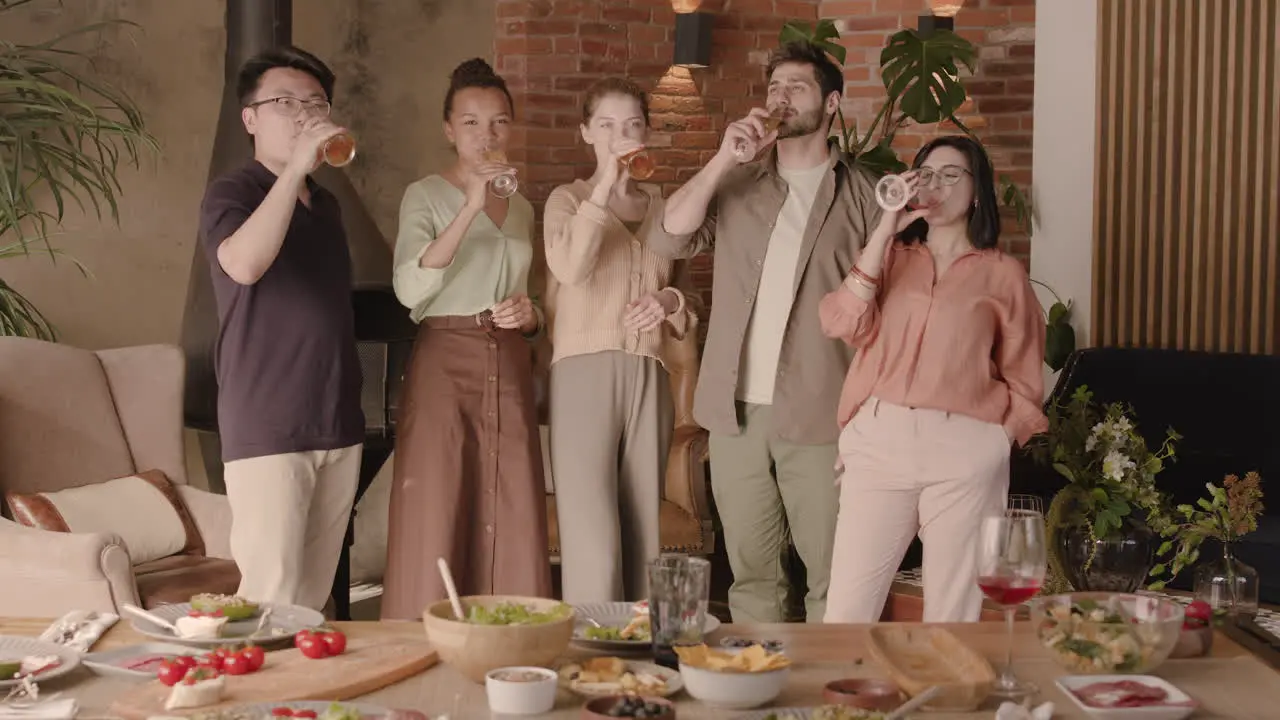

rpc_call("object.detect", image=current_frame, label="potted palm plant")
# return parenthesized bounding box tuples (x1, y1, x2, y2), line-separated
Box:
(0, 0, 156, 339)
(776, 18, 1075, 371)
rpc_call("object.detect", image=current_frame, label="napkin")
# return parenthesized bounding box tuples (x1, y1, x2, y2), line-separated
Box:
(995, 700, 1055, 720)
(0, 699, 78, 720)
(37, 611, 118, 654)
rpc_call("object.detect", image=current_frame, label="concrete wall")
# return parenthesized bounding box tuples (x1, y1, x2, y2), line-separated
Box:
(1030, 0, 1097, 349)
(3, 0, 496, 349)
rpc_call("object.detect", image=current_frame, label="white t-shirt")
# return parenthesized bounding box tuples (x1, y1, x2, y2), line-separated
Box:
(737, 159, 830, 405)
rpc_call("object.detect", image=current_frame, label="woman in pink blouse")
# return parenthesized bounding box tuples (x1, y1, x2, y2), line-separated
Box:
(819, 136, 1048, 623)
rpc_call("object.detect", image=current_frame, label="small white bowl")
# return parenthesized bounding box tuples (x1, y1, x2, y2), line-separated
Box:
(678, 662, 789, 709)
(484, 666, 559, 715)
(1055, 674, 1197, 720)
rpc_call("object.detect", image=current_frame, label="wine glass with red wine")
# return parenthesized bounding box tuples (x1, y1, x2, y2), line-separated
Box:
(976, 508, 1047, 701)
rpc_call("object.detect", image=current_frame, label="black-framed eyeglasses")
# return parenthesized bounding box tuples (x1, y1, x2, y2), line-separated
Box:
(917, 166, 972, 187)
(245, 96, 331, 118)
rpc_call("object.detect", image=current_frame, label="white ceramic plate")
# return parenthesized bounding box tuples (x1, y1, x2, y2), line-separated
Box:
(557, 659, 683, 698)
(0, 636, 82, 689)
(1055, 674, 1197, 720)
(128, 602, 325, 647)
(81, 642, 202, 679)
(571, 601, 721, 651)
(231, 700, 392, 719)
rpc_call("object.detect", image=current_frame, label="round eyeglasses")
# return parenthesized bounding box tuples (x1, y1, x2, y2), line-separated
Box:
(916, 166, 972, 187)
(245, 96, 332, 118)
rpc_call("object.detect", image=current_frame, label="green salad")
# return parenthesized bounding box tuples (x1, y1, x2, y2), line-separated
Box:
(466, 601, 572, 626)
(584, 625, 651, 641)
(1037, 598, 1159, 673)
(317, 703, 363, 720)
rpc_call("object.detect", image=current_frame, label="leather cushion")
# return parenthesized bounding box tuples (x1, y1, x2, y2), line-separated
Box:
(546, 495, 705, 557)
(134, 554, 241, 609)
(6, 469, 205, 563)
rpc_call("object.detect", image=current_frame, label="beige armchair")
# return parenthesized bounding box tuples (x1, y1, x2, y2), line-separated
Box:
(0, 337, 238, 617)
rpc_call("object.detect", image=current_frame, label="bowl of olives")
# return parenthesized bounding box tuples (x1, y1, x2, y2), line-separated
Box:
(581, 694, 676, 719)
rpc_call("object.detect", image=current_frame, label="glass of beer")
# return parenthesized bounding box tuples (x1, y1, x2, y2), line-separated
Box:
(483, 145, 519, 199)
(619, 147, 655, 180)
(320, 130, 356, 167)
(733, 106, 787, 161)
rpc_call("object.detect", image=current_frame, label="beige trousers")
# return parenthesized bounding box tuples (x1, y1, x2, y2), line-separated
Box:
(550, 351, 672, 604)
(223, 443, 362, 611)
(825, 398, 1009, 623)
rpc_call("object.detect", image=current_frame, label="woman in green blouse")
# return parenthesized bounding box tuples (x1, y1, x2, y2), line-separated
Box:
(380, 58, 551, 619)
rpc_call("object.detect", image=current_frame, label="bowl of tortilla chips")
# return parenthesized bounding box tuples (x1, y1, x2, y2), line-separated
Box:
(675, 643, 791, 709)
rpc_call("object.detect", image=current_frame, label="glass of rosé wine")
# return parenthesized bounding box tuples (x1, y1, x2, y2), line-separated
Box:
(976, 507, 1047, 701)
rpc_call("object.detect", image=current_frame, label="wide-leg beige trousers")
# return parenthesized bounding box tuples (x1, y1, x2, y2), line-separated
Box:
(824, 398, 1010, 623)
(550, 351, 672, 604)
(223, 443, 362, 611)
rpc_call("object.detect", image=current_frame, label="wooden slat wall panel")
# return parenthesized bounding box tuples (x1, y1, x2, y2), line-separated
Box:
(1093, 0, 1279, 353)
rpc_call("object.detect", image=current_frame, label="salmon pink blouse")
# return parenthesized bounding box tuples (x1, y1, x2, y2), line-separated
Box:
(818, 241, 1049, 447)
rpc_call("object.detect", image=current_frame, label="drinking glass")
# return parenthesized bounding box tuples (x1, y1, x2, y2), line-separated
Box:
(976, 508, 1047, 701)
(733, 106, 786, 161)
(619, 147, 656, 180)
(320, 130, 357, 167)
(483, 144, 519, 198)
(647, 554, 711, 670)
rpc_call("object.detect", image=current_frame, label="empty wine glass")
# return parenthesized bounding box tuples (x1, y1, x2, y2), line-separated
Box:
(1007, 494, 1044, 515)
(483, 143, 518, 199)
(976, 508, 1047, 701)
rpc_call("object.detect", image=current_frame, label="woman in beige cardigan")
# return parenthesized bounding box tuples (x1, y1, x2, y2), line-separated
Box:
(543, 77, 697, 604)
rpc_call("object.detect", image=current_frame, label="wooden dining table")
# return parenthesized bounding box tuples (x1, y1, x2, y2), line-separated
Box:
(3, 616, 1279, 719)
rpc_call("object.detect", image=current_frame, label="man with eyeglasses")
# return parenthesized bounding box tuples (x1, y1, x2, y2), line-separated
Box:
(196, 46, 364, 612)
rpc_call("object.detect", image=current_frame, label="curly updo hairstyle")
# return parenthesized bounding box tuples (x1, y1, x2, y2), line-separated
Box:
(443, 58, 515, 121)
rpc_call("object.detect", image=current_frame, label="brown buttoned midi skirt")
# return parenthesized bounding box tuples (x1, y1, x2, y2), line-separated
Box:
(380, 315, 552, 620)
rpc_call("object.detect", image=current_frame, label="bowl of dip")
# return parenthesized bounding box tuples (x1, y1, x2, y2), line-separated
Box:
(484, 666, 559, 715)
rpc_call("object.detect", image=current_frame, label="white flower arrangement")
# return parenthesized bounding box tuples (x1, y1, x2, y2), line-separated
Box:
(1031, 386, 1180, 577)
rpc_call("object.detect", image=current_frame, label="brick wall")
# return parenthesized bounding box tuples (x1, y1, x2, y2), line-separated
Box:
(823, 0, 1036, 258)
(494, 0, 1034, 315)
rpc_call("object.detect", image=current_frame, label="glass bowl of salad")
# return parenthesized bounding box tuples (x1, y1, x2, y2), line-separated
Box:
(1031, 592, 1185, 674)
(421, 596, 575, 683)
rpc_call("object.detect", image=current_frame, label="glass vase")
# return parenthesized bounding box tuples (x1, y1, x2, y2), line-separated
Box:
(1193, 543, 1259, 618)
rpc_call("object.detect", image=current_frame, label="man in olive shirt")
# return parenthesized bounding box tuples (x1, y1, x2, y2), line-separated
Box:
(645, 42, 882, 622)
(197, 46, 364, 611)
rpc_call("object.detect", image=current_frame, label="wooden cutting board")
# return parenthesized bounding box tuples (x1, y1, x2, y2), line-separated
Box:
(110, 636, 437, 719)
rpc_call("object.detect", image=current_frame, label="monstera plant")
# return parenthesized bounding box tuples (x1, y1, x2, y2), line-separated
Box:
(778, 18, 1076, 371)
(0, 0, 156, 339)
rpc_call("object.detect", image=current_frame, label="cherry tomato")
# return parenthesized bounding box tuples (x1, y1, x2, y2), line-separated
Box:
(319, 630, 347, 656)
(296, 633, 329, 660)
(1184, 599, 1213, 627)
(222, 653, 251, 676)
(156, 659, 187, 687)
(241, 645, 265, 671)
(293, 711, 318, 719)
(271, 707, 295, 717)
(172, 655, 198, 671)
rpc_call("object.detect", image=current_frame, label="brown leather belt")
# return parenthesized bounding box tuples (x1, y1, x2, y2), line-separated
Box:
(421, 311, 496, 331)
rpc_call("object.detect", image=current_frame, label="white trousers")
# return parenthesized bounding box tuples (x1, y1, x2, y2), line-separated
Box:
(824, 398, 1009, 623)
(223, 444, 362, 611)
